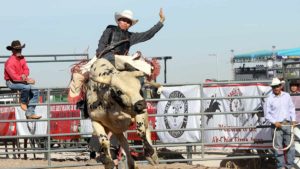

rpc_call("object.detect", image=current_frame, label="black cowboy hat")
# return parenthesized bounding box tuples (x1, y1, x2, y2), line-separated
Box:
(6, 40, 26, 51)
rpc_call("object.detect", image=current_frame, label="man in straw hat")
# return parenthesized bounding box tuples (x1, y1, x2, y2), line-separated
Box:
(96, 8, 165, 62)
(264, 77, 296, 169)
(83, 8, 165, 73)
(4, 40, 41, 119)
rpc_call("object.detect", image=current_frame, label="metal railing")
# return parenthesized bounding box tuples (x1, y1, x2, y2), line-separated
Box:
(0, 54, 89, 64)
(0, 80, 279, 169)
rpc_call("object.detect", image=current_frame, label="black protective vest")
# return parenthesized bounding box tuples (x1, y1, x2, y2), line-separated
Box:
(107, 25, 131, 55)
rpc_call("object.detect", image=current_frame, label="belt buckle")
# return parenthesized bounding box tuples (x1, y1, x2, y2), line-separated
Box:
(281, 121, 290, 125)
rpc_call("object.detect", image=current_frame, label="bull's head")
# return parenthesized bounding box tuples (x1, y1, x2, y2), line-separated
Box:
(94, 70, 147, 114)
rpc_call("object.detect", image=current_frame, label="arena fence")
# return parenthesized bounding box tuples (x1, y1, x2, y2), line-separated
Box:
(2, 80, 297, 169)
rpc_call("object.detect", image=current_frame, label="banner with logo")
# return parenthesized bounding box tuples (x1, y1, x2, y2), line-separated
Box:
(156, 84, 273, 149)
(50, 104, 80, 140)
(15, 105, 80, 138)
(156, 85, 201, 143)
(15, 106, 48, 136)
(203, 85, 272, 149)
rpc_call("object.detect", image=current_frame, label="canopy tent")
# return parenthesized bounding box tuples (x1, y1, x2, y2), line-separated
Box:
(276, 48, 300, 59)
(233, 47, 300, 63)
(233, 50, 274, 63)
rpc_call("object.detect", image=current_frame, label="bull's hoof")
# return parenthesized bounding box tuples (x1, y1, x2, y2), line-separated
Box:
(100, 156, 114, 169)
(130, 161, 139, 169)
(145, 152, 159, 165)
(104, 161, 114, 169)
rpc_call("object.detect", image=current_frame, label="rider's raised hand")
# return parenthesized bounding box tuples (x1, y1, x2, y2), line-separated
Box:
(159, 8, 165, 23)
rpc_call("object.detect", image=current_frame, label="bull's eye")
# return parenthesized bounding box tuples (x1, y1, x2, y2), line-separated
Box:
(116, 90, 123, 96)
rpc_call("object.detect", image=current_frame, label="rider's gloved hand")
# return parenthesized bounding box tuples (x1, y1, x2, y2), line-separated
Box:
(159, 8, 165, 23)
(157, 86, 164, 95)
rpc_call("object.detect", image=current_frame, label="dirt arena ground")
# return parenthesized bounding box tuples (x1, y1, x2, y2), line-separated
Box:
(0, 150, 226, 169)
(0, 158, 224, 169)
(0, 142, 227, 169)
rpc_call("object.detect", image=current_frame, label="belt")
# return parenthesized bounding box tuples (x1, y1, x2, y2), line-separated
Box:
(280, 120, 291, 125)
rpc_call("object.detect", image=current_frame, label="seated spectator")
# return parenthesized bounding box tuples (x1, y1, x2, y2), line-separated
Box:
(4, 40, 41, 119)
(290, 80, 300, 122)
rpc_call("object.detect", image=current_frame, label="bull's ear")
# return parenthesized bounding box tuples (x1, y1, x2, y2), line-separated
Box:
(132, 71, 145, 77)
(91, 75, 112, 84)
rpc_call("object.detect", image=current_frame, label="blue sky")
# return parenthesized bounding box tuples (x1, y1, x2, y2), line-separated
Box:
(1, 0, 300, 87)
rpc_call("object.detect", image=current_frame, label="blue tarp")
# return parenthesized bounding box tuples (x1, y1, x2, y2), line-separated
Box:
(233, 50, 274, 62)
(234, 47, 300, 62)
(277, 48, 300, 56)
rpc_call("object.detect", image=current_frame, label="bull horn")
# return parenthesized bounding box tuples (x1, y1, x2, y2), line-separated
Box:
(91, 75, 112, 84)
(132, 71, 145, 77)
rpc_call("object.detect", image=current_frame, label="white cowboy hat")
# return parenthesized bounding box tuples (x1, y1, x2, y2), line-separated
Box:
(115, 10, 138, 26)
(270, 77, 285, 86)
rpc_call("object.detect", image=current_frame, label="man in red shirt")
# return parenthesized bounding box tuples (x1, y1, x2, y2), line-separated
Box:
(4, 40, 41, 119)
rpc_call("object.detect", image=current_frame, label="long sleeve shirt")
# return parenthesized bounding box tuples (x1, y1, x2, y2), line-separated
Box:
(4, 54, 29, 82)
(264, 91, 296, 124)
(291, 93, 300, 122)
(96, 21, 164, 55)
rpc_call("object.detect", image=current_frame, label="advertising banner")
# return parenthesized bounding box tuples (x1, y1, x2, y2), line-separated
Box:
(15, 106, 48, 136)
(50, 104, 80, 140)
(0, 107, 17, 136)
(157, 84, 273, 149)
(203, 85, 272, 149)
(156, 85, 201, 143)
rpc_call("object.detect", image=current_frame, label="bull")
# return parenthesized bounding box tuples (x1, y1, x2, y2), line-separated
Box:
(86, 58, 158, 169)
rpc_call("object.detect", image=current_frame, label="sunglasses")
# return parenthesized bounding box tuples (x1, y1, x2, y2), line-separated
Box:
(118, 18, 132, 25)
(13, 49, 22, 52)
(271, 84, 281, 89)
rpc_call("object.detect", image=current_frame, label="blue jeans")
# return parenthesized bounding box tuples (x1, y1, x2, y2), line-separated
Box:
(6, 81, 39, 117)
(272, 125, 295, 169)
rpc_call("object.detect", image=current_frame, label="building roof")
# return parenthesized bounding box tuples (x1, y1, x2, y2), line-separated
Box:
(233, 47, 300, 63)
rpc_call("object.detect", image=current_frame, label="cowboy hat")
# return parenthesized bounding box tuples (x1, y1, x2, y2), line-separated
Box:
(270, 77, 285, 86)
(6, 40, 26, 51)
(115, 10, 138, 26)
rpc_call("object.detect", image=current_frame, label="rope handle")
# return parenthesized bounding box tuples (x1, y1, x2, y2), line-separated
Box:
(272, 123, 299, 151)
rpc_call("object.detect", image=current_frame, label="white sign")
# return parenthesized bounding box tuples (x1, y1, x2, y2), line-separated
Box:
(157, 84, 273, 149)
(156, 85, 201, 143)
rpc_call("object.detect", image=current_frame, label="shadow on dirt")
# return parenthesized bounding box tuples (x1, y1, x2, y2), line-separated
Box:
(131, 147, 186, 164)
(219, 150, 276, 169)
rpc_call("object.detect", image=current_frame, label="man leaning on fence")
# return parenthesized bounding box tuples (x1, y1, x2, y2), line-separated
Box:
(264, 77, 297, 169)
(4, 40, 41, 119)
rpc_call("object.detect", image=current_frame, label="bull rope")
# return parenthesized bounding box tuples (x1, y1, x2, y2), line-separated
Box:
(272, 123, 300, 151)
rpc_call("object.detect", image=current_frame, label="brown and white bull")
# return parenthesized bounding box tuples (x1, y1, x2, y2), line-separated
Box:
(86, 58, 158, 169)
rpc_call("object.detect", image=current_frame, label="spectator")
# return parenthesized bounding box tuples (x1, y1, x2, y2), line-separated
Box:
(264, 77, 296, 169)
(290, 80, 300, 122)
(4, 40, 41, 119)
(290, 81, 299, 94)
